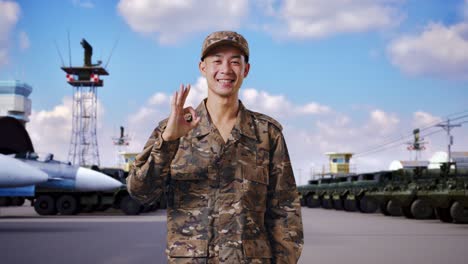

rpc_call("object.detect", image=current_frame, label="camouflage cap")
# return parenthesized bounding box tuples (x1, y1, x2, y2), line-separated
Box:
(201, 31, 249, 62)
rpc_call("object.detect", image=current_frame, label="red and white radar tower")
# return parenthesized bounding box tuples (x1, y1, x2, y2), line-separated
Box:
(61, 39, 108, 166)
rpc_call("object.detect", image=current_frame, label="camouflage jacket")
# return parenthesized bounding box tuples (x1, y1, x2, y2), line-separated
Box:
(127, 100, 303, 264)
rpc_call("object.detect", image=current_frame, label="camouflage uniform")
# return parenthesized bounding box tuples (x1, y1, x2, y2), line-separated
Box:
(127, 100, 303, 263)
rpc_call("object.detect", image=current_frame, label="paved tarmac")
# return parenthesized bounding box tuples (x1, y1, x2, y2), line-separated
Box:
(1, 206, 468, 264)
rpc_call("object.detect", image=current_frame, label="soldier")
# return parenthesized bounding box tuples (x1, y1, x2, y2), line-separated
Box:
(127, 31, 303, 264)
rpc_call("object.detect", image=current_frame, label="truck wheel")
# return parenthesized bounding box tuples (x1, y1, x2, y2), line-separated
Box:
(56, 195, 78, 215)
(402, 205, 414, 219)
(34, 195, 57, 215)
(358, 197, 378, 213)
(435, 207, 453, 223)
(386, 200, 402, 217)
(120, 195, 141, 215)
(306, 195, 319, 208)
(410, 199, 433, 219)
(380, 202, 390, 216)
(344, 199, 357, 212)
(321, 198, 333, 209)
(333, 199, 344, 210)
(300, 198, 305, 207)
(450, 201, 468, 224)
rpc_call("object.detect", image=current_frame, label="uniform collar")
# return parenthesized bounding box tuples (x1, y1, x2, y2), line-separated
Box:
(191, 99, 257, 141)
(235, 101, 257, 140)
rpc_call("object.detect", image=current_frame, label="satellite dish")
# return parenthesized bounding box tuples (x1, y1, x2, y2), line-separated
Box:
(429, 151, 448, 169)
(388, 160, 403, 171)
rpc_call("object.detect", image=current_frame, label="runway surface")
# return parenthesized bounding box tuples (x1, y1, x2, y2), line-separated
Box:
(1, 206, 468, 264)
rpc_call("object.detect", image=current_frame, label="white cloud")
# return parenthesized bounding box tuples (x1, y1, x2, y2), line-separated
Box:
(18, 31, 29, 50)
(388, 22, 468, 79)
(241, 88, 329, 117)
(273, 0, 404, 39)
(116, 0, 405, 43)
(117, 0, 248, 44)
(413, 111, 441, 128)
(27, 96, 110, 166)
(368, 109, 400, 132)
(0, 0, 20, 66)
(27, 97, 74, 161)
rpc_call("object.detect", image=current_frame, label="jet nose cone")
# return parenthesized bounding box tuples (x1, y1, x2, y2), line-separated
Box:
(0, 154, 48, 187)
(75, 167, 123, 191)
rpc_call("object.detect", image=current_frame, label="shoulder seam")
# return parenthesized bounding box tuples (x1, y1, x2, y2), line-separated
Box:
(249, 110, 283, 131)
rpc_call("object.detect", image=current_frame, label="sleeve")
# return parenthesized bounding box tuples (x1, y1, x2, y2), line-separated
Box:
(265, 124, 304, 264)
(126, 120, 179, 205)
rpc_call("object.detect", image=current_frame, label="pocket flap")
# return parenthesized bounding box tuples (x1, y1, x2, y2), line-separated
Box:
(168, 240, 208, 257)
(242, 165, 268, 185)
(242, 239, 272, 258)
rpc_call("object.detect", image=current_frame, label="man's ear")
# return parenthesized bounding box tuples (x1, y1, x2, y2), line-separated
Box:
(243, 63, 250, 78)
(199, 60, 207, 77)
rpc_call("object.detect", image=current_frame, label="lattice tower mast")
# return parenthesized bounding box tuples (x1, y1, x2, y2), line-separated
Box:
(61, 39, 108, 166)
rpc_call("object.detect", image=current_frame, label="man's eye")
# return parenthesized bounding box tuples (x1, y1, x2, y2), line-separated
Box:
(231, 61, 240, 65)
(213, 60, 221, 64)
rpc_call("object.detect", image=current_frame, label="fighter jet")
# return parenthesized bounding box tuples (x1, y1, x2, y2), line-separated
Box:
(16, 152, 123, 191)
(0, 153, 48, 187)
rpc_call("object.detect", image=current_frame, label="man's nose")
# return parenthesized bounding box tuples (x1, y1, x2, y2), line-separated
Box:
(220, 60, 233, 73)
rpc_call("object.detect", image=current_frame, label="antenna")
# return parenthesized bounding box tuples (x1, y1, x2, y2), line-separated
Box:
(405, 128, 427, 161)
(104, 36, 120, 69)
(54, 40, 65, 67)
(67, 30, 72, 67)
(436, 119, 463, 163)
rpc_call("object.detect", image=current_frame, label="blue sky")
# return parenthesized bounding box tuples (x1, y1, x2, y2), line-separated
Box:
(1, 0, 468, 183)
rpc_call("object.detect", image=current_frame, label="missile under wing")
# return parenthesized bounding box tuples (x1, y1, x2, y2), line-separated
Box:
(0, 154, 48, 187)
(18, 153, 122, 192)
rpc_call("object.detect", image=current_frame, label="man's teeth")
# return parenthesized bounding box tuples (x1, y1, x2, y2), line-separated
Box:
(218, 79, 232, 83)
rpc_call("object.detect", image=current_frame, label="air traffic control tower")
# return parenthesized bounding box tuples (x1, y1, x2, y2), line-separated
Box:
(0, 80, 32, 125)
(61, 39, 108, 167)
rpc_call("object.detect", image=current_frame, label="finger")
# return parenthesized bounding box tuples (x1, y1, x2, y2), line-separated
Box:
(176, 84, 184, 109)
(181, 84, 191, 106)
(173, 91, 179, 114)
(170, 90, 176, 110)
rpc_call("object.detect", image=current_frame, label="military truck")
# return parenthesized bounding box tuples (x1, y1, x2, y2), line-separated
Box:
(350, 171, 394, 213)
(414, 164, 468, 223)
(365, 167, 433, 218)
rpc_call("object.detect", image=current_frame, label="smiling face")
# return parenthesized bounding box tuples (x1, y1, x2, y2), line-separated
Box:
(199, 45, 250, 100)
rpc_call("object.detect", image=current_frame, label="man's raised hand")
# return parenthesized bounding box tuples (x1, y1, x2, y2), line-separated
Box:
(161, 84, 201, 141)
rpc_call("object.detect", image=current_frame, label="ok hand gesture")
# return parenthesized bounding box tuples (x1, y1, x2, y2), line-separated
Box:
(162, 84, 201, 141)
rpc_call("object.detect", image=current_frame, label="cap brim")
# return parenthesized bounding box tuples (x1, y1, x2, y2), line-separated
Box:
(201, 40, 247, 60)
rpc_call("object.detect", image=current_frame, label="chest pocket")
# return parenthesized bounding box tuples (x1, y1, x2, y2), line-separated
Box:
(170, 137, 211, 208)
(236, 139, 269, 212)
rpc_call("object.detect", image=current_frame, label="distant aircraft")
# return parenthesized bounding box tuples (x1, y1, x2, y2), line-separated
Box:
(0, 153, 48, 187)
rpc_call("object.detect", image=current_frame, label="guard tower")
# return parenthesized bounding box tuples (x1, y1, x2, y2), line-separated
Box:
(61, 39, 108, 166)
(325, 152, 353, 174)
